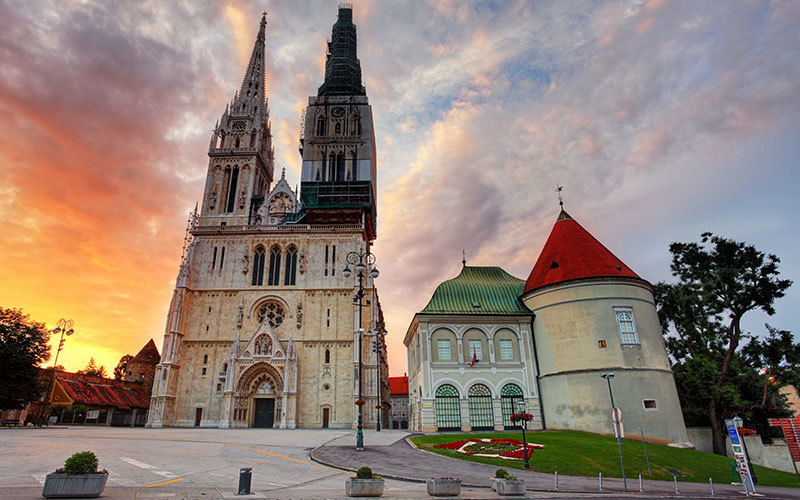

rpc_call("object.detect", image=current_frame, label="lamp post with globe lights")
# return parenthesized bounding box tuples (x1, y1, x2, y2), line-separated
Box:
(515, 400, 531, 469)
(343, 249, 379, 450)
(38, 319, 75, 426)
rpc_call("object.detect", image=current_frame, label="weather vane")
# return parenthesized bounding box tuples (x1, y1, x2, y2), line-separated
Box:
(462, 249, 466, 268)
(556, 185, 564, 208)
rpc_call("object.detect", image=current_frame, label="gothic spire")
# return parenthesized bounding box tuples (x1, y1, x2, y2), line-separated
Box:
(235, 13, 267, 112)
(317, 4, 366, 96)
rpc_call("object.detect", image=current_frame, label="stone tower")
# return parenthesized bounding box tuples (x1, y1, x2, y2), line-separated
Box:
(147, 7, 387, 429)
(520, 210, 688, 443)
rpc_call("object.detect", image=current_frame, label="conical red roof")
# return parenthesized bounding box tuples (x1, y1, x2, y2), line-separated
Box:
(523, 210, 642, 294)
(131, 339, 160, 365)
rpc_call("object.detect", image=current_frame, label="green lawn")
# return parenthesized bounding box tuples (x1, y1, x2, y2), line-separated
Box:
(411, 430, 800, 488)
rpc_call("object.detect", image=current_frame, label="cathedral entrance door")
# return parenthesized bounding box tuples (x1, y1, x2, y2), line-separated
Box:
(253, 398, 274, 428)
(322, 408, 330, 428)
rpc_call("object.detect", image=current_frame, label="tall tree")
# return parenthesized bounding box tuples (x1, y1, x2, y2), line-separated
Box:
(0, 308, 51, 409)
(655, 232, 792, 454)
(78, 357, 107, 378)
(114, 354, 133, 380)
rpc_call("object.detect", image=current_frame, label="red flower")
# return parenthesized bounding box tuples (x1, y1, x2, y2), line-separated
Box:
(434, 440, 469, 450)
(354, 399, 365, 406)
(499, 448, 534, 459)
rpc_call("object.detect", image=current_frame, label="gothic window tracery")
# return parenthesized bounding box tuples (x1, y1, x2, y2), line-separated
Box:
(268, 245, 281, 285)
(284, 245, 297, 285)
(257, 301, 285, 328)
(252, 246, 265, 286)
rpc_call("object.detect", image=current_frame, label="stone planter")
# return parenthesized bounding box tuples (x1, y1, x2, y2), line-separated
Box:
(496, 479, 526, 496)
(490, 477, 503, 491)
(42, 473, 108, 498)
(345, 478, 385, 497)
(426, 478, 461, 496)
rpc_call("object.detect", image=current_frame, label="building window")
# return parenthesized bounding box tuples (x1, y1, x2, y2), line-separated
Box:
(615, 308, 639, 344)
(499, 339, 513, 360)
(284, 245, 297, 285)
(211, 247, 217, 270)
(437, 339, 451, 361)
(252, 246, 265, 286)
(325, 349, 330, 364)
(331, 245, 336, 276)
(468, 384, 493, 430)
(219, 246, 225, 269)
(257, 302, 285, 328)
(216, 383, 222, 391)
(643, 399, 658, 410)
(501, 384, 524, 427)
(598, 339, 607, 349)
(324, 245, 329, 276)
(226, 166, 239, 213)
(468, 340, 482, 361)
(202, 367, 207, 376)
(203, 354, 208, 364)
(268, 245, 281, 285)
(434, 384, 461, 430)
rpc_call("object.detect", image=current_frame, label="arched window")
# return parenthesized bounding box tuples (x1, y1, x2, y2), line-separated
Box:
(317, 117, 326, 136)
(334, 121, 341, 134)
(615, 308, 639, 344)
(250, 132, 256, 147)
(434, 384, 461, 430)
(257, 302, 285, 328)
(468, 384, 493, 430)
(284, 245, 297, 285)
(252, 246, 265, 286)
(500, 384, 524, 427)
(203, 354, 208, 364)
(336, 153, 345, 181)
(268, 245, 281, 285)
(325, 349, 330, 364)
(226, 166, 239, 213)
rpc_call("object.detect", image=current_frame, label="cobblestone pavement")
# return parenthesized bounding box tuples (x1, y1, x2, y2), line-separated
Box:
(311, 433, 800, 499)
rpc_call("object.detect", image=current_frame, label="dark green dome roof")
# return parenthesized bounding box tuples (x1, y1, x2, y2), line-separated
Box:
(420, 266, 530, 315)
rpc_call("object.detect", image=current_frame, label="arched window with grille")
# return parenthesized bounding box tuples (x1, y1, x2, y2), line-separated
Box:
(284, 245, 297, 285)
(434, 384, 461, 430)
(500, 383, 524, 427)
(268, 245, 281, 285)
(252, 246, 265, 286)
(468, 384, 493, 430)
(614, 307, 639, 344)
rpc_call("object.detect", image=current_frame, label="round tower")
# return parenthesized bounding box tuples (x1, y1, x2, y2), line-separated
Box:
(520, 210, 688, 443)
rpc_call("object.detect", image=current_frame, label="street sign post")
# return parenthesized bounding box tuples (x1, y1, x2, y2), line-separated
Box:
(725, 419, 756, 495)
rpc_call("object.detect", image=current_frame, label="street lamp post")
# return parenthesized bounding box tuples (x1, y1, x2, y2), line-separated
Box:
(39, 319, 75, 426)
(733, 415, 757, 485)
(343, 250, 379, 451)
(515, 400, 531, 470)
(601, 372, 627, 491)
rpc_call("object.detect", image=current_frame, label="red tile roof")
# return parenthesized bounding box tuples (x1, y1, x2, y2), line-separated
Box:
(389, 375, 408, 395)
(523, 210, 642, 294)
(56, 378, 150, 410)
(131, 339, 160, 365)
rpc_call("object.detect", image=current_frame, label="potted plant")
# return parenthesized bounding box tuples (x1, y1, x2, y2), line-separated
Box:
(491, 468, 508, 491)
(496, 473, 525, 496)
(42, 451, 108, 498)
(345, 466, 384, 497)
(426, 477, 460, 496)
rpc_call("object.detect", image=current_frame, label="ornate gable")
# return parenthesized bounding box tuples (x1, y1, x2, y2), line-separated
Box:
(255, 167, 299, 225)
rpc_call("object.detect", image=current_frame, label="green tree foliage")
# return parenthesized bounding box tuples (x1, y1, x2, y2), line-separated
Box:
(63, 451, 99, 475)
(655, 232, 793, 455)
(0, 307, 51, 409)
(114, 354, 133, 380)
(78, 357, 107, 378)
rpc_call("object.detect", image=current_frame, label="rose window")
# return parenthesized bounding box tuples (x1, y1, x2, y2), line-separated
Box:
(257, 302, 285, 328)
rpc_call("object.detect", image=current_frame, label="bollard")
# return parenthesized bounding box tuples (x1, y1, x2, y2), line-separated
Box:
(639, 474, 643, 493)
(554, 471, 558, 491)
(599, 472, 603, 491)
(710, 477, 715, 496)
(674, 475, 679, 494)
(238, 467, 252, 495)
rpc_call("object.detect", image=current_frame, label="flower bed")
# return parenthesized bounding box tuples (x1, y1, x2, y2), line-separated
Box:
(434, 438, 542, 461)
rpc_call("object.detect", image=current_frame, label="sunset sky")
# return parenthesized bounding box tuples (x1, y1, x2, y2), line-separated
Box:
(1, 0, 798, 377)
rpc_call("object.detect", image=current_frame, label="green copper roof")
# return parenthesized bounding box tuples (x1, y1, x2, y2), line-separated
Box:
(420, 266, 530, 316)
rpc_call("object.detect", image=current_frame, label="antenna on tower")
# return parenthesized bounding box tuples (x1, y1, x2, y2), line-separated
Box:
(462, 249, 467, 268)
(556, 185, 564, 208)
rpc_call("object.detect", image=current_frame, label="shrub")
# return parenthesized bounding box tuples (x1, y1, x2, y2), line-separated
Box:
(495, 468, 508, 478)
(505, 474, 518, 482)
(63, 451, 99, 475)
(356, 466, 373, 479)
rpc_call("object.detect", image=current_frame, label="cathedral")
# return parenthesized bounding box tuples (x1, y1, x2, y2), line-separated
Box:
(148, 6, 388, 429)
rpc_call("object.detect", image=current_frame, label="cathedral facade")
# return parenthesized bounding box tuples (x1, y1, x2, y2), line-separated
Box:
(147, 6, 388, 429)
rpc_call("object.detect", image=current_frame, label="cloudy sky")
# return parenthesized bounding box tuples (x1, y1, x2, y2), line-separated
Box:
(1, 0, 798, 376)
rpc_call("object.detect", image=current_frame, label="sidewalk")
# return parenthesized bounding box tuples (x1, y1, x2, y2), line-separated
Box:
(311, 432, 800, 499)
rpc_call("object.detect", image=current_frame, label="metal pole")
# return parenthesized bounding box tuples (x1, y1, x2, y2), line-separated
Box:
(639, 427, 651, 474)
(598, 473, 603, 491)
(709, 477, 715, 496)
(39, 326, 67, 427)
(356, 269, 364, 450)
(605, 376, 627, 491)
(521, 422, 530, 469)
(554, 471, 558, 491)
(673, 475, 679, 494)
(375, 333, 381, 432)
